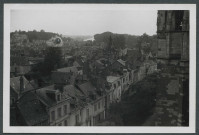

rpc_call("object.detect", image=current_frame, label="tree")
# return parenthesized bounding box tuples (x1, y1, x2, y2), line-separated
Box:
(107, 75, 157, 126)
(113, 34, 126, 49)
(40, 29, 45, 32)
(41, 47, 63, 76)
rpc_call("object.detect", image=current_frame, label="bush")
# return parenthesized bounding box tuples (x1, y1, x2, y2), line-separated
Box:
(107, 75, 157, 126)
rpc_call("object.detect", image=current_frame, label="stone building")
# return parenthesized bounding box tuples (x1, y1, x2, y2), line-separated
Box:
(156, 10, 189, 126)
(106, 76, 122, 102)
(157, 10, 189, 63)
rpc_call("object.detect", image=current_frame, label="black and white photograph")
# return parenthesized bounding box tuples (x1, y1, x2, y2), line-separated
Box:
(3, 4, 196, 133)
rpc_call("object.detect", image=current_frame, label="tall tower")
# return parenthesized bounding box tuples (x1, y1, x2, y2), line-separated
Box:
(157, 10, 189, 67)
(156, 10, 189, 126)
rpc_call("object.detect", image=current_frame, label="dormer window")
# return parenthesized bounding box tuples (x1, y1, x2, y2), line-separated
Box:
(57, 107, 62, 118)
(175, 10, 184, 31)
(114, 84, 116, 89)
(64, 105, 67, 115)
(57, 94, 61, 102)
(118, 81, 121, 86)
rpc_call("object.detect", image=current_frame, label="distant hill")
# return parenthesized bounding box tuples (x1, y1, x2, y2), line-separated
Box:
(93, 31, 157, 54)
(94, 32, 126, 49)
(94, 32, 139, 49)
(11, 30, 58, 42)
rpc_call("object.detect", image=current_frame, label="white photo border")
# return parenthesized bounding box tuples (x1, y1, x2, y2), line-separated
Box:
(3, 4, 196, 133)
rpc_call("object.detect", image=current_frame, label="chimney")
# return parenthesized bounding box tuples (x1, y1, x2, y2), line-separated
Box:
(19, 76, 24, 99)
(54, 84, 64, 92)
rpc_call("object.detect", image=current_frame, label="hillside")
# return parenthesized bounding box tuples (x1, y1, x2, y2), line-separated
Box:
(93, 32, 158, 54)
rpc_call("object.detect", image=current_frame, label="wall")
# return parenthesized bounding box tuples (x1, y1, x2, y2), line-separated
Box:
(49, 100, 70, 126)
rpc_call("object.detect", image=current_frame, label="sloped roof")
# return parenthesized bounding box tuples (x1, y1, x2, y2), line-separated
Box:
(10, 65, 31, 74)
(74, 59, 84, 67)
(126, 49, 140, 57)
(63, 85, 84, 99)
(78, 82, 97, 97)
(17, 91, 48, 126)
(10, 56, 29, 66)
(76, 66, 83, 71)
(64, 55, 73, 59)
(96, 58, 108, 65)
(144, 60, 156, 65)
(57, 66, 78, 73)
(120, 48, 133, 55)
(51, 71, 71, 84)
(107, 76, 120, 83)
(28, 57, 44, 65)
(117, 59, 126, 66)
(35, 85, 57, 107)
(10, 76, 34, 94)
(75, 74, 88, 81)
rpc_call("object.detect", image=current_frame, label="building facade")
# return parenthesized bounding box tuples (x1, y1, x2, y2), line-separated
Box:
(156, 10, 189, 126)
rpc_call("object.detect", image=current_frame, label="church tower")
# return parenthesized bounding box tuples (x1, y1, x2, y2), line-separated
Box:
(156, 10, 189, 126)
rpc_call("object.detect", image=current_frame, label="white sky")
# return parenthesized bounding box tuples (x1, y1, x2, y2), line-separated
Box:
(11, 9, 157, 36)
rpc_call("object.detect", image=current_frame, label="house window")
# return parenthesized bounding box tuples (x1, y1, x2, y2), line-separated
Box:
(80, 109, 82, 119)
(114, 84, 116, 89)
(98, 102, 100, 109)
(51, 111, 55, 121)
(94, 104, 97, 111)
(64, 105, 67, 115)
(64, 120, 68, 126)
(57, 107, 62, 118)
(102, 99, 104, 107)
(57, 94, 61, 102)
(75, 114, 79, 124)
(118, 81, 120, 86)
(86, 108, 89, 118)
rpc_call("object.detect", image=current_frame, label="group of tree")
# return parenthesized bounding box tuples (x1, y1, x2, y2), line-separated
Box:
(32, 47, 64, 76)
(93, 32, 158, 55)
(94, 32, 126, 50)
(106, 74, 157, 126)
(11, 30, 58, 42)
(136, 33, 158, 55)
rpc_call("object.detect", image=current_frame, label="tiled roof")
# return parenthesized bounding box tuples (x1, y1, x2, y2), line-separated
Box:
(27, 57, 44, 65)
(74, 59, 84, 67)
(96, 58, 108, 65)
(35, 85, 57, 107)
(75, 74, 88, 81)
(10, 56, 29, 66)
(78, 82, 97, 97)
(107, 76, 120, 83)
(51, 71, 71, 84)
(17, 91, 48, 126)
(57, 66, 78, 73)
(117, 59, 126, 66)
(10, 76, 34, 94)
(63, 85, 84, 99)
(10, 65, 31, 74)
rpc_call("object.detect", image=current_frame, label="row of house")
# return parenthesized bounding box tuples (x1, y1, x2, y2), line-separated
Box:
(10, 53, 157, 126)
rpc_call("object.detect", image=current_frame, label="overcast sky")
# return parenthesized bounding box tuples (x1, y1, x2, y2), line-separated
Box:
(11, 10, 157, 36)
